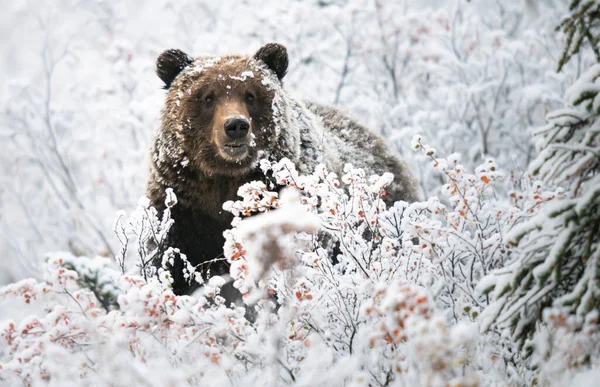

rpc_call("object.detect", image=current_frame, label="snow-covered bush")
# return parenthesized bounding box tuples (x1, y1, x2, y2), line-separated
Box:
(2, 144, 570, 385)
(0, 150, 504, 385)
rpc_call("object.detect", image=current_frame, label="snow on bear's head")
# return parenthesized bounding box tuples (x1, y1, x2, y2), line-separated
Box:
(156, 43, 292, 177)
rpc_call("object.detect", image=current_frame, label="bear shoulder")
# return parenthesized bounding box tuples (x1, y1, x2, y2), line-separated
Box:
(303, 101, 422, 204)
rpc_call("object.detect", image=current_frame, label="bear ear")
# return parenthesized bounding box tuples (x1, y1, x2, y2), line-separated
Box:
(254, 43, 289, 81)
(156, 49, 193, 89)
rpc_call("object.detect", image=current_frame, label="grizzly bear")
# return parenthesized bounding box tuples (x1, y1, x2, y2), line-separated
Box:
(147, 43, 420, 294)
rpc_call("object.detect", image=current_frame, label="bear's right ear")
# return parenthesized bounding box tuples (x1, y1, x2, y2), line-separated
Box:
(254, 43, 288, 81)
(156, 49, 193, 89)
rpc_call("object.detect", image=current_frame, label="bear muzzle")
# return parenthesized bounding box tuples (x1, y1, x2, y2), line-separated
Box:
(224, 116, 250, 139)
(222, 143, 248, 158)
(221, 116, 251, 159)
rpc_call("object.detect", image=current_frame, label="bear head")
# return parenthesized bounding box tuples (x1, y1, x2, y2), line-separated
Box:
(155, 43, 296, 178)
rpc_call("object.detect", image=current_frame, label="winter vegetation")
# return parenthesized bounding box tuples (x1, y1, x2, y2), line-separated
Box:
(2, 0, 600, 385)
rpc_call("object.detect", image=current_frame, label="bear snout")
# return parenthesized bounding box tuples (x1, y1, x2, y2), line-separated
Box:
(224, 116, 250, 140)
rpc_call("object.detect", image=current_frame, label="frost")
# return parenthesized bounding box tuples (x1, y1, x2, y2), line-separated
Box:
(207, 275, 226, 288)
(411, 134, 422, 149)
(3, 0, 600, 385)
(451, 321, 479, 347)
(164, 188, 177, 208)
(137, 196, 151, 208)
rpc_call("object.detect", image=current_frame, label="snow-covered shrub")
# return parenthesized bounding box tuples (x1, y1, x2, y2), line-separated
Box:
(2, 151, 519, 386)
(219, 158, 486, 385)
(0, 201, 250, 385)
(404, 138, 562, 382)
(8, 125, 600, 384)
(217, 151, 554, 383)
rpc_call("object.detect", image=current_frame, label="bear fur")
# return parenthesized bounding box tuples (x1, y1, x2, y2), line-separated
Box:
(147, 43, 420, 294)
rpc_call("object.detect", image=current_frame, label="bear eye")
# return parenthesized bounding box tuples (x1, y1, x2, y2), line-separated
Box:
(245, 93, 255, 104)
(204, 95, 214, 105)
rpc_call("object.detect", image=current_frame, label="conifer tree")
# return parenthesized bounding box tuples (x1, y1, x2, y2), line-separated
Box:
(481, 63, 600, 346)
(557, 0, 600, 71)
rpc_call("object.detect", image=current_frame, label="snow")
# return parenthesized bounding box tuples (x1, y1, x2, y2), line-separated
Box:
(229, 71, 255, 82)
(2, 0, 600, 385)
(570, 368, 600, 387)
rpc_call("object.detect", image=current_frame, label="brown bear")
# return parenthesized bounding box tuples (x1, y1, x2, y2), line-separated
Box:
(147, 43, 420, 294)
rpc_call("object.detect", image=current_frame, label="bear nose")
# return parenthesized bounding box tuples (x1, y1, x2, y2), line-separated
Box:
(224, 117, 250, 139)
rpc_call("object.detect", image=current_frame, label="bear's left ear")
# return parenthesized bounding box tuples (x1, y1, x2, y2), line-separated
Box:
(254, 43, 288, 81)
(156, 49, 193, 89)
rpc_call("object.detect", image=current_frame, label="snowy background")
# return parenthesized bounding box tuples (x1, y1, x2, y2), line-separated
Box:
(1, 0, 577, 284)
(2, 0, 600, 386)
